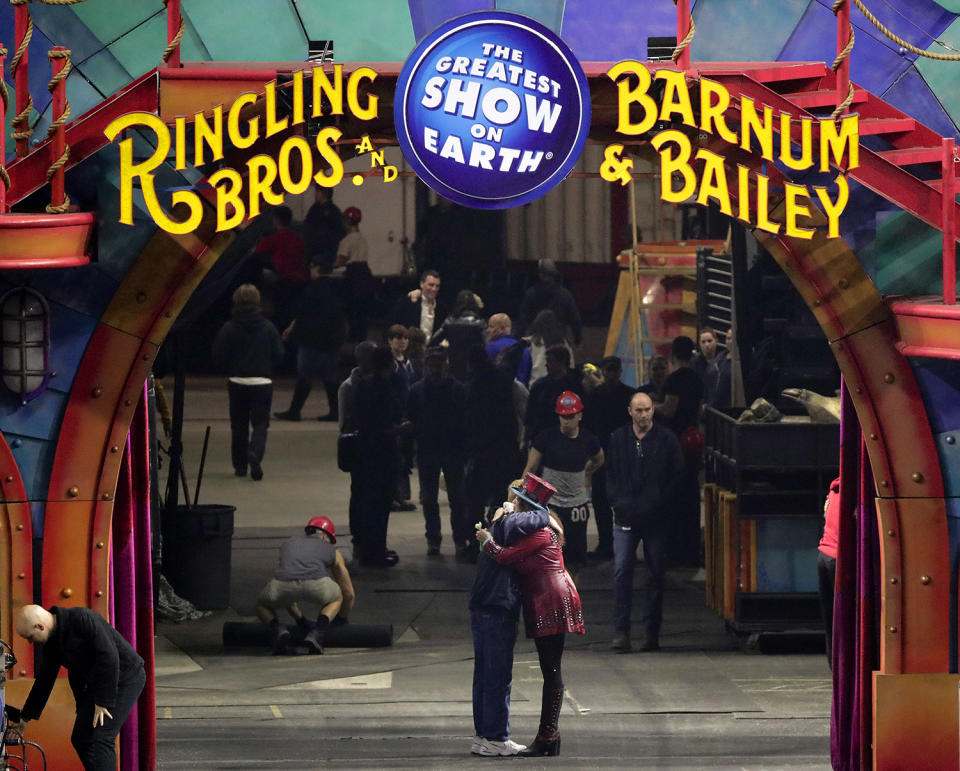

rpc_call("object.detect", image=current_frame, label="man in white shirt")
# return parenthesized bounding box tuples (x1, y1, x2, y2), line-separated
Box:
(335, 207, 375, 341)
(391, 269, 446, 339)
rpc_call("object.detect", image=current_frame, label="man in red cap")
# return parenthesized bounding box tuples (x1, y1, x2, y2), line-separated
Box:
(255, 515, 355, 654)
(523, 390, 604, 574)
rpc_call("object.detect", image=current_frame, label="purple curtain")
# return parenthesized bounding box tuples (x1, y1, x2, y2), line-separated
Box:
(831, 380, 881, 770)
(111, 385, 157, 770)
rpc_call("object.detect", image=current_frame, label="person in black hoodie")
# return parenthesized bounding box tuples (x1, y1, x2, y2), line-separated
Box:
(14, 604, 146, 771)
(213, 284, 284, 480)
(353, 346, 405, 566)
(463, 345, 521, 562)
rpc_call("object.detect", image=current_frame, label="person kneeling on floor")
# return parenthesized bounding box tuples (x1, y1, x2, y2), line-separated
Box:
(255, 515, 355, 654)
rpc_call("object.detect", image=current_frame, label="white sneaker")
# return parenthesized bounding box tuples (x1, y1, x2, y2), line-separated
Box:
(471, 737, 527, 756)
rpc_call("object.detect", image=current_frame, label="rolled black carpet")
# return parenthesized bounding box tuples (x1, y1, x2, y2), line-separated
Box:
(222, 621, 393, 649)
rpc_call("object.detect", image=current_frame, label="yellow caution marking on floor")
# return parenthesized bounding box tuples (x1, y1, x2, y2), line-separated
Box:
(270, 705, 283, 718)
(163, 707, 173, 719)
(564, 688, 590, 714)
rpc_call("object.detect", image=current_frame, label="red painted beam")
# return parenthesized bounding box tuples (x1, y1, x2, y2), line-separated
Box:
(5, 70, 159, 206)
(711, 73, 959, 241)
(0, 429, 33, 678)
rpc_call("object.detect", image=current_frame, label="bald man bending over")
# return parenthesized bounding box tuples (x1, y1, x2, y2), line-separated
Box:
(14, 604, 145, 770)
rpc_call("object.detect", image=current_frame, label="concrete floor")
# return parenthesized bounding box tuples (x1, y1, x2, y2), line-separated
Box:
(155, 376, 831, 770)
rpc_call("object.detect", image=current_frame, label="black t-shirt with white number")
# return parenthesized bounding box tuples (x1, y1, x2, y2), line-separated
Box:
(533, 426, 601, 507)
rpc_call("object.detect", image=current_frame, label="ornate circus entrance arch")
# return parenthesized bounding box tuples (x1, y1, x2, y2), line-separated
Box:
(0, 54, 956, 767)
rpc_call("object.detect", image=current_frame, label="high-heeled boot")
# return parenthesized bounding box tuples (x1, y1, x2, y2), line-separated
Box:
(518, 734, 561, 756)
(519, 686, 564, 756)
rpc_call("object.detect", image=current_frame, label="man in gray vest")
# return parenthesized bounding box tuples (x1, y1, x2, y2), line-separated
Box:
(256, 515, 355, 654)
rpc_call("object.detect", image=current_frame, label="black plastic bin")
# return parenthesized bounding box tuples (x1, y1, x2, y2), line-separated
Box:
(162, 504, 235, 610)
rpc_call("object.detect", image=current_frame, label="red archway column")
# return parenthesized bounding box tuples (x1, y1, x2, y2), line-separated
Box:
(0, 429, 33, 677)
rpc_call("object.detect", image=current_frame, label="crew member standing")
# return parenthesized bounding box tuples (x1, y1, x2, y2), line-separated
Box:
(13, 604, 146, 771)
(524, 391, 604, 576)
(608, 392, 684, 653)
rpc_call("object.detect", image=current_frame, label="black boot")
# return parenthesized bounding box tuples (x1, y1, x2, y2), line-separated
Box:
(275, 378, 311, 421)
(304, 615, 330, 654)
(518, 735, 561, 757)
(270, 620, 291, 655)
(519, 685, 564, 756)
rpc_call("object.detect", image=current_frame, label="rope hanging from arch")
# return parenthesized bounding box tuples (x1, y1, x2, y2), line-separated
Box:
(0, 44, 9, 192)
(672, 0, 695, 64)
(850, 0, 960, 61)
(44, 47, 72, 214)
(9, 0, 34, 144)
(162, 0, 185, 64)
(831, 0, 856, 120)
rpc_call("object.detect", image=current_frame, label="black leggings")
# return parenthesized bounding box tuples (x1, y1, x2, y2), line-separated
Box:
(534, 633, 565, 737)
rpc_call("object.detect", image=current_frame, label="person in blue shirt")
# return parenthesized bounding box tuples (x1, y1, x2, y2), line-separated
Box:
(486, 313, 532, 387)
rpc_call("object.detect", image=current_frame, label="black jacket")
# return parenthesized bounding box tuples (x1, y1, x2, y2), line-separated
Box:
(408, 375, 466, 454)
(291, 277, 348, 351)
(584, 380, 636, 447)
(212, 308, 284, 378)
(517, 280, 582, 344)
(390, 295, 447, 332)
(605, 422, 684, 530)
(464, 365, 517, 456)
(22, 606, 144, 719)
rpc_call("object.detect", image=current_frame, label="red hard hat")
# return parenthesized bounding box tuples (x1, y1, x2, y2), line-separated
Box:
(344, 206, 362, 223)
(555, 390, 583, 415)
(306, 515, 336, 543)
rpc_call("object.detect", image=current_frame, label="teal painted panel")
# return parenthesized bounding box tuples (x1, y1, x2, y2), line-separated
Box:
(187, 0, 305, 61)
(7, 434, 56, 503)
(31, 69, 105, 141)
(3, 80, 12, 162)
(0, 388, 67, 442)
(860, 210, 947, 297)
(693, 0, 809, 63)
(180, 17, 213, 62)
(106, 14, 168, 85)
(75, 48, 131, 98)
(916, 17, 960, 133)
(30, 5, 112, 65)
(497, 0, 564, 34)
(755, 518, 819, 593)
(294, 0, 415, 61)
(71, 0, 159, 49)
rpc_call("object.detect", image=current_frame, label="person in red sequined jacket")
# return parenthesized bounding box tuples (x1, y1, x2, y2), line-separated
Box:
(475, 473, 584, 758)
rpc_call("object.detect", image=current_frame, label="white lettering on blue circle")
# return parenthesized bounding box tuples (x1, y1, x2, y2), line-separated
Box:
(394, 11, 591, 210)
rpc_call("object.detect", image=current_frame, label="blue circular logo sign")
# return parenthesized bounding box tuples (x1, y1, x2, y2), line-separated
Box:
(395, 11, 591, 210)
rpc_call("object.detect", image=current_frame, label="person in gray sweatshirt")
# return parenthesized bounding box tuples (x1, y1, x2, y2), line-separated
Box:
(213, 284, 284, 480)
